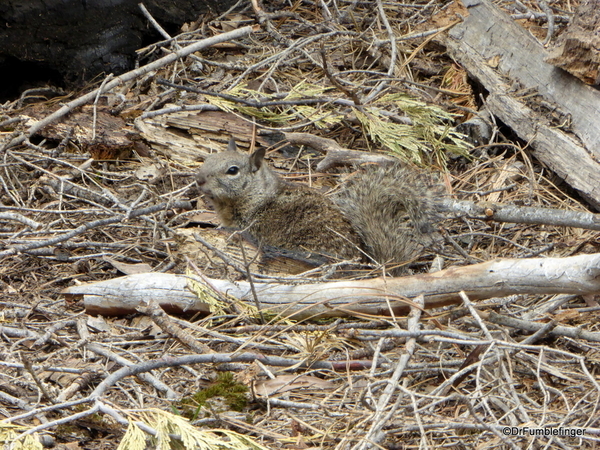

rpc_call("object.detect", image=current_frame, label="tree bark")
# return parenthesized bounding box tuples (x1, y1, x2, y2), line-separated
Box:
(0, 0, 238, 99)
(440, 0, 600, 208)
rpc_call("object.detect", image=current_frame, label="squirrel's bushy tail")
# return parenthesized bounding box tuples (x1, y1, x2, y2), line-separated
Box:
(334, 164, 443, 272)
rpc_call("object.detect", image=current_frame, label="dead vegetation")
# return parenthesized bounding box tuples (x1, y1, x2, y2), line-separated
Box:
(1, 0, 600, 449)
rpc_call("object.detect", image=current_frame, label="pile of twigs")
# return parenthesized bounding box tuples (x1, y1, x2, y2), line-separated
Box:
(0, 0, 599, 449)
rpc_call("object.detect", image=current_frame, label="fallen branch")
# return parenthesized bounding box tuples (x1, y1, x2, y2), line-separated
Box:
(281, 132, 395, 171)
(62, 253, 600, 319)
(0, 212, 41, 229)
(443, 199, 600, 231)
(90, 353, 340, 399)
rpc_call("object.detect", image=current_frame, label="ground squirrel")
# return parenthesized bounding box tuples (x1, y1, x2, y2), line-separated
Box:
(196, 138, 442, 272)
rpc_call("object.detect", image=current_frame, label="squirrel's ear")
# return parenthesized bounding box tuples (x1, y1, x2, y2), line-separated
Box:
(249, 147, 266, 172)
(227, 136, 238, 152)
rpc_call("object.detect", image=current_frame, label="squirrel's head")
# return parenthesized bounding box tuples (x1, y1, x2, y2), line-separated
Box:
(196, 137, 275, 205)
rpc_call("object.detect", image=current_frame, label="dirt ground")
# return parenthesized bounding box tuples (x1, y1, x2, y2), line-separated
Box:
(1, 0, 599, 449)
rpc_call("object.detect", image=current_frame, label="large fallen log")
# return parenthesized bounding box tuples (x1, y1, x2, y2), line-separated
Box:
(62, 253, 600, 320)
(544, 0, 600, 84)
(441, 0, 600, 208)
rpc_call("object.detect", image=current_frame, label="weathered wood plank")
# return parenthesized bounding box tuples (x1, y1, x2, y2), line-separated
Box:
(441, 0, 600, 207)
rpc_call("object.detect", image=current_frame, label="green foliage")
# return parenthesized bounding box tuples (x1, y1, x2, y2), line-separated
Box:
(357, 93, 472, 167)
(208, 81, 344, 128)
(206, 82, 471, 168)
(178, 372, 249, 420)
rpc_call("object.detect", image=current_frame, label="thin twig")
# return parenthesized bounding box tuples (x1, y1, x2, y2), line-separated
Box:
(536, 0, 555, 45)
(92, 74, 113, 141)
(0, 201, 192, 258)
(138, 3, 172, 40)
(355, 295, 424, 450)
(238, 236, 266, 324)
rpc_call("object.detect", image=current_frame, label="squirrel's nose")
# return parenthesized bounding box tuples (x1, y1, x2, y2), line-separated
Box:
(196, 174, 206, 186)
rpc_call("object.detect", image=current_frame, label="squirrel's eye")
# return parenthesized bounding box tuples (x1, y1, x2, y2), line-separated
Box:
(226, 166, 239, 175)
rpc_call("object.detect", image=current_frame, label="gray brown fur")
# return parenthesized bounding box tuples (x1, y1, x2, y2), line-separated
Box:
(196, 138, 363, 260)
(335, 164, 443, 268)
(196, 138, 442, 270)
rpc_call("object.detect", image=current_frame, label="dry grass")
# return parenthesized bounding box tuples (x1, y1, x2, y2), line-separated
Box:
(1, 0, 599, 449)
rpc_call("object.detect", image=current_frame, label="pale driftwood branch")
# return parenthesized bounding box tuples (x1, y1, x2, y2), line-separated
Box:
(282, 132, 395, 171)
(85, 343, 178, 399)
(62, 253, 600, 320)
(316, 150, 395, 172)
(11, 402, 102, 443)
(443, 199, 600, 231)
(3, 25, 255, 151)
(441, 0, 600, 207)
(0, 212, 41, 229)
(283, 132, 346, 152)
